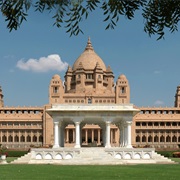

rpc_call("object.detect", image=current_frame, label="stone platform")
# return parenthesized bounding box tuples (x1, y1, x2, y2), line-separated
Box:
(10, 147, 175, 165)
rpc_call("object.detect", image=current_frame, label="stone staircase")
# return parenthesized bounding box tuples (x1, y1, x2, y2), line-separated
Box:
(71, 148, 119, 165)
(10, 152, 32, 164)
(153, 153, 175, 164)
(9, 148, 177, 165)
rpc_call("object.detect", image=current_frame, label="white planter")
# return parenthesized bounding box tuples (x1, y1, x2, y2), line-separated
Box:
(1, 154, 6, 160)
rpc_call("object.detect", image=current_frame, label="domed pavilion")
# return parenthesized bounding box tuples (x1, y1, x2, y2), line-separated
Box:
(47, 38, 138, 149)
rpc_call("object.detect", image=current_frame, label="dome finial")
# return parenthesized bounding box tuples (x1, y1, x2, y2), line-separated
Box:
(85, 37, 94, 51)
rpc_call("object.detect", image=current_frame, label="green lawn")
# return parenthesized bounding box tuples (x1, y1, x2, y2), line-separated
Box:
(0, 163, 180, 180)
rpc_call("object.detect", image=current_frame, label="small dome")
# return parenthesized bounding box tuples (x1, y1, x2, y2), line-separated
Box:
(118, 74, 127, 79)
(72, 38, 106, 71)
(52, 74, 60, 79)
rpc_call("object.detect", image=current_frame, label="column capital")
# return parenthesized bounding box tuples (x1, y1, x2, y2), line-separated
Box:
(53, 116, 63, 123)
(105, 121, 111, 125)
(102, 117, 114, 123)
(73, 117, 83, 123)
(75, 121, 80, 125)
(54, 121, 59, 125)
(126, 121, 132, 125)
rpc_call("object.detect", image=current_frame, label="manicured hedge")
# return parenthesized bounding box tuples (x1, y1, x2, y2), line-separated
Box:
(6, 150, 28, 157)
(157, 151, 176, 158)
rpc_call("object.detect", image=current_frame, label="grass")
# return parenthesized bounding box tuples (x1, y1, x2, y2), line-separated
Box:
(0, 162, 180, 180)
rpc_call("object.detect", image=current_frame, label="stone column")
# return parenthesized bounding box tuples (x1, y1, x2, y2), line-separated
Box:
(85, 129, 88, 143)
(7, 131, 9, 143)
(73, 129, 75, 143)
(75, 122, 81, 148)
(59, 123, 64, 147)
(110, 129, 113, 144)
(92, 129, 94, 142)
(12, 131, 14, 143)
(98, 129, 100, 145)
(126, 121, 132, 148)
(105, 121, 111, 148)
(99, 123, 106, 147)
(66, 129, 69, 143)
(53, 121, 60, 148)
(120, 126, 124, 147)
(123, 125, 127, 147)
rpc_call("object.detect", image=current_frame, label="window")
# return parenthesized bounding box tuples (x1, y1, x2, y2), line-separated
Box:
(86, 74, 93, 79)
(154, 135, 158, 142)
(148, 135, 152, 142)
(166, 135, 171, 142)
(154, 122, 159, 126)
(148, 122, 152, 126)
(21, 135, 25, 142)
(160, 136, 165, 142)
(8, 135, 13, 142)
(136, 135, 140, 142)
(142, 122, 146, 126)
(160, 122, 164, 126)
(172, 135, 177, 142)
(72, 75, 76, 81)
(33, 135, 37, 142)
(53, 86, 58, 93)
(121, 87, 125, 93)
(166, 122, 171, 126)
(172, 122, 177, 126)
(27, 135, 31, 142)
(136, 122, 140, 126)
(88, 99, 92, 104)
(142, 135, 146, 142)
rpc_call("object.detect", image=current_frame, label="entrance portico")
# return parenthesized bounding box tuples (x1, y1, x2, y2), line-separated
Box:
(47, 104, 139, 149)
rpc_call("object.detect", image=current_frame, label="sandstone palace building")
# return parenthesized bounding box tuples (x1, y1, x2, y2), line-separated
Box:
(0, 38, 180, 150)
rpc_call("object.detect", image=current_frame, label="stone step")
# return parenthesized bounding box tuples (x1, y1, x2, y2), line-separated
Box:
(10, 148, 176, 165)
(11, 152, 31, 164)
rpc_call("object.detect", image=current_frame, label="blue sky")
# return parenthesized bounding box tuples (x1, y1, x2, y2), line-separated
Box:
(0, 8, 180, 107)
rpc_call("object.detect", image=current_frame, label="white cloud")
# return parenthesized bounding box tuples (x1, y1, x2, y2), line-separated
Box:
(154, 100, 164, 106)
(16, 54, 68, 72)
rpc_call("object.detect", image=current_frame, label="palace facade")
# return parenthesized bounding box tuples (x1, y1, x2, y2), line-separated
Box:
(0, 38, 180, 150)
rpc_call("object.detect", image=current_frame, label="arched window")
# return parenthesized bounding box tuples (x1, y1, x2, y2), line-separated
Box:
(136, 135, 140, 142)
(166, 135, 171, 142)
(148, 135, 152, 142)
(27, 135, 31, 142)
(33, 135, 37, 142)
(14, 135, 19, 142)
(2, 135, 7, 142)
(21, 135, 25, 142)
(154, 135, 158, 142)
(160, 135, 165, 142)
(8, 135, 13, 142)
(142, 135, 146, 142)
(172, 135, 177, 142)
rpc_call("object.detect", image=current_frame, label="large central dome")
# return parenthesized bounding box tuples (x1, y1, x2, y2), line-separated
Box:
(72, 38, 106, 71)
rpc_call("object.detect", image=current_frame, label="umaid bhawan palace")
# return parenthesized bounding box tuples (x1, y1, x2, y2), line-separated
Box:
(1, 38, 180, 150)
